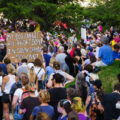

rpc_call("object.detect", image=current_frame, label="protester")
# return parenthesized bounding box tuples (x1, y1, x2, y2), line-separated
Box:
(30, 89, 54, 120)
(27, 63, 37, 83)
(88, 80, 104, 120)
(48, 45, 54, 57)
(34, 58, 45, 91)
(93, 35, 114, 67)
(99, 83, 120, 120)
(71, 97, 90, 120)
(69, 43, 77, 58)
(48, 73, 67, 120)
(19, 82, 40, 120)
(17, 59, 28, 76)
(4, 57, 11, 65)
(12, 73, 29, 113)
(45, 56, 55, 82)
(55, 46, 67, 71)
(0, 55, 7, 75)
(57, 99, 72, 120)
(113, 44, 120, 60)
(47, 61, 74, 88)
(2, 64, 18, 120)
(69, 33, 77, 44)
(43, 46, 51, 67)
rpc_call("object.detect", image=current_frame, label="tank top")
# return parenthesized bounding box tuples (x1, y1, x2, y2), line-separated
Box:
(4, 75, 16, 94)
(0, 76, 3, 96)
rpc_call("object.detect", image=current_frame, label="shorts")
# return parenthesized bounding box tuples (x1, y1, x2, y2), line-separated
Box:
(2, 93, 10, 103)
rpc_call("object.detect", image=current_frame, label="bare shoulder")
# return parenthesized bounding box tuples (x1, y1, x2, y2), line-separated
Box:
(3, 75, 9, 83)
(3, 75, 9, 80)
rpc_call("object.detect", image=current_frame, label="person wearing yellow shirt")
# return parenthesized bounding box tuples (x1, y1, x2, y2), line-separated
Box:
(111, 32, 119, 50)
(35, 23, 40, 32)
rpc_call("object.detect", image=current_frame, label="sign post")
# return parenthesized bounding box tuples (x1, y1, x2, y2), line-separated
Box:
(81, 27, 87, 41)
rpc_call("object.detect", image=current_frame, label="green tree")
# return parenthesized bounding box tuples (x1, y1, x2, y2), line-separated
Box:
(0, 0, 80, 30)
(84, 0, 120, 29)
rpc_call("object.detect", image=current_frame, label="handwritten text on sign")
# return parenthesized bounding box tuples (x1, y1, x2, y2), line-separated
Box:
(7, 32, 43, 62)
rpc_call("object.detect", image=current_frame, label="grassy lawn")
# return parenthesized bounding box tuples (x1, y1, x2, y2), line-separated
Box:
(98, 61, 120, 93)
(66, 61, 120, 93)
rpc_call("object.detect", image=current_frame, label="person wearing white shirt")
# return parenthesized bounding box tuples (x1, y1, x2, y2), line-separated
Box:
(55, 46, 67, 71)
(69, 33, 77, 44)
(34, 58, 45, 91)
(12, 73, 29, 113)
(2, 64, 18, 120)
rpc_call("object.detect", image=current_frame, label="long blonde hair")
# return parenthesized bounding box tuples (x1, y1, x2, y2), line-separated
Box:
(7, 64, 15, 74)
(28, 67, 37, 83)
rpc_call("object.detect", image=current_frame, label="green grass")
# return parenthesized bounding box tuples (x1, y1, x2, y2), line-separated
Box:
(66, 61, 120, 93)
(98, 61, 120, 93)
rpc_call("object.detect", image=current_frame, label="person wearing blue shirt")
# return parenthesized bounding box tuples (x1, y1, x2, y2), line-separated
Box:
(46, 66, 55, 81)
(93, 36, 114, 67)
(0, 56, 7, 75)
(43, 47, 51, 67)
(113, 44, 120, 60)
(30, 90, 54, 120)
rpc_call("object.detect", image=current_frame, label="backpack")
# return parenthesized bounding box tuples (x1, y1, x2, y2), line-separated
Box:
(14, 88, 30, 120)
(89, 93, 104, 120)
(20, 88, 30, 104)
(10, 82, 22, 102)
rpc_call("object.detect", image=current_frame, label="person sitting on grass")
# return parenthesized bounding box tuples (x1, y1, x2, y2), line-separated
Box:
(93, 36, 114, 67)
(113, 44, 120, 60)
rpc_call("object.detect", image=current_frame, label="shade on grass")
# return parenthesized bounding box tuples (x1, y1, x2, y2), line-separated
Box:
(66, 61, 120, 93)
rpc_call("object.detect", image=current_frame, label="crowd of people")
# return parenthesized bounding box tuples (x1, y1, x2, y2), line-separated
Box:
(0, 19, 120, 120)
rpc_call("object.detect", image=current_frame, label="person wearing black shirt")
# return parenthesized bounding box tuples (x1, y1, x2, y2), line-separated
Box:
(48, 73, 67, 120)
(101, 84, 120, 120)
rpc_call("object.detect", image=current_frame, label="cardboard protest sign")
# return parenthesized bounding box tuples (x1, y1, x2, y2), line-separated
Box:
(6, 32, 43, 62)
(81, 28, 87, 41)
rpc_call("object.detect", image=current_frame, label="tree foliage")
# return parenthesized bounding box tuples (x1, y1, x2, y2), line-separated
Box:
(0, 0, 120, 30)
(0, 0, 79, 30)
(83, 0, 120, 28)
